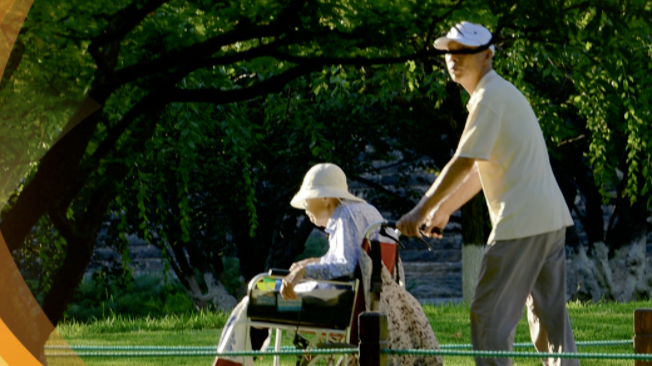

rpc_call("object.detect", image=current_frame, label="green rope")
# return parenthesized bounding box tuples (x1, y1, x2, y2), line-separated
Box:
(45, 345, 304, 351)
(383, 349, 652, 360)
(43, 339, 632, 352)
(45, 346, 217, 351)
(45, 348, 357, 358)
(44, 349, 652, 360)
(43, 339, 643, 359)
(46, 351, 216, 357)
(440, 340, 633, 349)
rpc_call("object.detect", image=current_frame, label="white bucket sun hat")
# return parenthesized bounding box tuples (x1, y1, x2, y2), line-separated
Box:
(290, 163, 365, 209)
(434, 21, 495, 55)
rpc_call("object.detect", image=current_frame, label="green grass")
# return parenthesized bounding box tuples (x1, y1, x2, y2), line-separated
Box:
(54, 300, 652, 365)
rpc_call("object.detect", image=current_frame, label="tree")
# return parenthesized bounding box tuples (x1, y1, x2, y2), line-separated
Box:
(3, 0, 475, 325)
(103, 74, 449, 310)
(498, 0, 652, 302)
(2, 0, 652, 331)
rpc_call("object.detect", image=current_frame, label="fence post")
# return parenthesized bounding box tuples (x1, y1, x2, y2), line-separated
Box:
(359, 312, 387, 366)
(635, 309, 652, 366)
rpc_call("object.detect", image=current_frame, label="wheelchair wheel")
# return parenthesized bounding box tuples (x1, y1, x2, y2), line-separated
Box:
(298, 342, 357, 366)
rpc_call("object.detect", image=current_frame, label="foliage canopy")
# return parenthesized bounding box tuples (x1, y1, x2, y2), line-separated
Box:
(1, 0, 651, 324)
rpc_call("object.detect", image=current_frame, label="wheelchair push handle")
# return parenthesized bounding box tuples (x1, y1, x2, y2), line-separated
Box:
(268, 268, 290, 276)
(365, 220, 433, 252)
(420, 224, 443, 237)
(364, 221, 404, 250)
(384, 220, 442, 237)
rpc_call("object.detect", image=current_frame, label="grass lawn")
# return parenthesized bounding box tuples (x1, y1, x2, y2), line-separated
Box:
(55, 300, 651, 366)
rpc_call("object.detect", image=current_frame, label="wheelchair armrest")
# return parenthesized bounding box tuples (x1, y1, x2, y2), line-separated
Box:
(268, 268, 290, 276)
(268, 268, 353, 283)
(248, 271, 358, 296)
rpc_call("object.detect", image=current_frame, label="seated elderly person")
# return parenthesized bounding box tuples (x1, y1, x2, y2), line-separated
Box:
(212, 163, 442, 366)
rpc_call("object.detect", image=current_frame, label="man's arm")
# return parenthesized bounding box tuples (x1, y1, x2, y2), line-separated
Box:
(397, 156, 480, 237)
(437, 162, 482, 215)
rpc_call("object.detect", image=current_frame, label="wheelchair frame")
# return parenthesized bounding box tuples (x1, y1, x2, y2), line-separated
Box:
(245, 274, 359, 366)
(243, 220, 395, 366)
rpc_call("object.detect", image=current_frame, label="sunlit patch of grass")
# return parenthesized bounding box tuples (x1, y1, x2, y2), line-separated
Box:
(57, 300, 652, 365)
(58, 310, 229, 337)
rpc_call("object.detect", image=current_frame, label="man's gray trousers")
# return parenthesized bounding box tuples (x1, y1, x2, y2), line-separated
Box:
(470, 228, 580, 366)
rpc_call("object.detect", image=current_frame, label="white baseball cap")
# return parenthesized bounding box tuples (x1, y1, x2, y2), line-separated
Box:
(290, 163, 365, 209)
(434, 21, 495, 55)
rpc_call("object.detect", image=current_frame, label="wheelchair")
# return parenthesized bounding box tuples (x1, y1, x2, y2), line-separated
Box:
(243, 220, 410, 366)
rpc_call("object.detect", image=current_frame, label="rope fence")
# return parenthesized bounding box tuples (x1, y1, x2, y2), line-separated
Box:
(383, 349, 652, 360)
(43, 339, 646, 360)
(42, 309, 652, 364)
(43, 339, 633, 352)
(43, 348, 652, 360)
(45, 348, 358, 358)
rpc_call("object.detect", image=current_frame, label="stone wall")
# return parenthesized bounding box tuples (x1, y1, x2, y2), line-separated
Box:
(87, 234, 168, 279)
(400, 234, 463, 304)
(87, 213, 652, 304)
(86, 161, 652, 304)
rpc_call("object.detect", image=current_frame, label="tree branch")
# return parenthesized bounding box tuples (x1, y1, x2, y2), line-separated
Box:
(91, 0, 170, 49)
(269, 49, 447, 67)
(168, 64, 319, 103)
(563, 1, 591, 13)
(0, 40, 25, 91)
(424, 0, 466, 50)
(47, 206, 76, 242)
(54, 63, 311, 229)
(53, 104, 167, 227)
(53, 31, 89, 42)
(116, 38, 292, 85)
(113, 0, 308, 84)
(87, 0, 171, 85)
(88, 63, 193, 171)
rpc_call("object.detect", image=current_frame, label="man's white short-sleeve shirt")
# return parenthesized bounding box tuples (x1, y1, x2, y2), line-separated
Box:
(454, 70, 573, 242)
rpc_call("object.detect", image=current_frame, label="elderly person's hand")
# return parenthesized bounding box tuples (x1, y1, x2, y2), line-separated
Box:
(280, 266, 306, 301)
(289, 257, 319, 271)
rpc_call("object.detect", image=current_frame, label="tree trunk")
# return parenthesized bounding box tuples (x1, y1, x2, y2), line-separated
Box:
(0, 39, 25, 90)
(231, 205, 270, 281)
(266, 215, 315, 270)
(41, 225, 97, 326)
(621, 231, 649, 302)
(461, 193, 485, 304)
(43, 182, 116, 326)
(39, 104, 166, 325)
(0, 21, 123, 253)
(0, 101, 103, 252)
(184, 240, 237, 311)
(200, 271, 238, 311)
(161, 189, 237, 310)
(568, 190, 651, 303)
(606, 192, 650, 302)
(570, 243, 604, 302)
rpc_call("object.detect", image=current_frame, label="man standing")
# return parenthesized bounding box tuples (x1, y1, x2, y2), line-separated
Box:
(396, 22, 579, 366)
